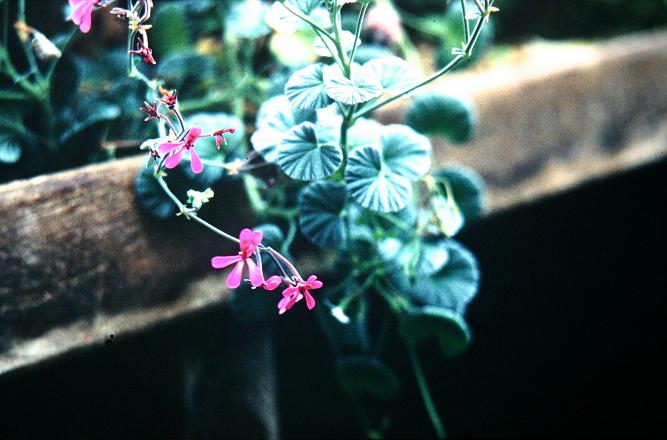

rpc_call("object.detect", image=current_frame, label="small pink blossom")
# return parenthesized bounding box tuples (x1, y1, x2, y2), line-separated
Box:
(129, 37, 157, 65)
(213, 128, 236, 149)
(158, 127, 204, 174)
(69, 0, 99, 34)
(261, 275, 283, 291)
(277, 275, 323, 314)
(211, 228, 265, 289)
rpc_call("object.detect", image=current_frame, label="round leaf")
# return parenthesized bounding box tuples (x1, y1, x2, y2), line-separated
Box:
(364, 56, 421, 94)
(285, 63, 331, 111)
(378, 237, 449, 277)
(299, 181, 347, 247)
(135, 166, 177, 220)
(336, 355, 400, 400)
(251, 96, 311, 163)
(347, 117, 382, 148)
(381, 124, 432, 180)
(405, 93, 476, 144)
(391, 240, 480, 314)
(400, 307, 471, 357)
(433, 166, 486, 221)
(323, 64, 383, 105)
(345, 145, 412, 212)
(276, 121, 343, 180)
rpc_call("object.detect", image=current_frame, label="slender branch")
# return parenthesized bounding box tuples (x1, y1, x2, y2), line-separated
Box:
(407, 342, 446, 439)
(349, 3, 369, 68)
(279, 0, 335, 44)
(460, 0, 470, 42)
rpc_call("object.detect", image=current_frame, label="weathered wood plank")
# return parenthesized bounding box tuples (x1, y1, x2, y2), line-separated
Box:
(0, 157, 247, 374)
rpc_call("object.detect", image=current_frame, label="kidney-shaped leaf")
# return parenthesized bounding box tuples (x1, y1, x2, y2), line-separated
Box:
(336, 355, 400, 400)
(381, 124, 431, 180)
(392, 240, 479, 314)
(277, 121, 343, 180)
(323, 64, 383, 105)
(345, 145, 412, 212)
(364, 56, 421, 94)
(433, 165, 486, 222)
(379, 237, 449, 277)
(400, 306, 471, 357)
(405, 93, 476, 144)
(285, 63, 331, 111)
(299, 181, 347, 247)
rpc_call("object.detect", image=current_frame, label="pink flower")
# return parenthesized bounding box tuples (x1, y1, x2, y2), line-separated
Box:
(158, 127, 204, 174)
(213, 128, 236, 149)
(129, 37, 157, 65)
(69, 0, 99, 34)
(277, 275, 323, 314)
(211, 228, 265, 289)
(261, 275, 283, 291)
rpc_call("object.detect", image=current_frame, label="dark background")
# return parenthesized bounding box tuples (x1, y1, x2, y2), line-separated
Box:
(1, 157, 665, 438)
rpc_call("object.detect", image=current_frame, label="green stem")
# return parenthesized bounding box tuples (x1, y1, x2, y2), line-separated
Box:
(407, 341, 446, 439)
(460, 0, 470, 42)
(331, 6, 350, 77)
(353, 12, 487, 119)
(348, 3, 369, 67)
(280, 0, 335, 45)
(154, 173, 240, 244)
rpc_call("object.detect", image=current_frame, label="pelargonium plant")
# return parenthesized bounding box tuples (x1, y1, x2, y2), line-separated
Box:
(44, 0, 497, 436)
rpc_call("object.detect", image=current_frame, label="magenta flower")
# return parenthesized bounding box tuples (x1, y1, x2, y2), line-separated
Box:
(129, 37, 157, 65)
(262, 275, 283, 291)
(277, 275, 323, 314)
(211, 228, 265, 289)
(69, 0, 99, 34)
(158, 127, 204, 174)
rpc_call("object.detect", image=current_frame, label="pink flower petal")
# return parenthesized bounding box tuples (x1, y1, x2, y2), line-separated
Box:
(186, 126, 202, 143)
(226, 260, 246, 289)
(304, 290, 316, 310)
(211, 255, 242, 269)
(189, 148, 203, 174)
(158, 141, 183, 154)
(262, 275, 282, 291)
(245, 257, 264, 288)
(78, 5, 93, 33)
(164, 146, 185, 169)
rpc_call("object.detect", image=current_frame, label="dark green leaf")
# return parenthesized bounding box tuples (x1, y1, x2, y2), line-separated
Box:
(392, 240, 479, 314)
(298, 181, 347, 247)
(378, 237, 448, 277)
(49, 54, 80, 111)
(381, 124, 431, 180)
(58, 103, 121, 145)
(152, 4, 189, 56)
(336, 355, 400, 399)
(400, 306, 471, 357)
(135, 166, 177, 220)
(405, 93, 476, 144)
(276, 121, 343, 180)
(345, 145, 412, 212)
(432, 165, 485, 221)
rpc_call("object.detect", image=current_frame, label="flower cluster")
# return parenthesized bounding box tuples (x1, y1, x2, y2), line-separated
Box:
(70, 0, 157, 65)
(212, 228, 322, 314)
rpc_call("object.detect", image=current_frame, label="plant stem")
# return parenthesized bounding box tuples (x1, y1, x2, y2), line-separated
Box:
(353, 11, 488, 119)
(348, 3, 369, 67)
(154, 173, 240, 244)
(280, 0, 335, 45)
(407, 341, 446, 439)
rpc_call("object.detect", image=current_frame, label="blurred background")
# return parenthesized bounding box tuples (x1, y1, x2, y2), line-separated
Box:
(1, 0, 666, 437)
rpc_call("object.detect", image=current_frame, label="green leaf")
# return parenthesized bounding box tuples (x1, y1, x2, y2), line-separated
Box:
(378, 237, 448, 277)
(391, 240, 479, 314)
(251, 96, 314, 163)
(49, 54, 80, 111)
(276, 121, 343, 180)
(381, 124, 431, 180)
(364, 56, 421, 94)
(298, 181, 347, 247)
(432, 166, 485, 221)
(285, 63, 331, 111)
(58, 103, 121, 145)
(405, 93, 477, 144)
(0, 134, 22, 164)
(290, 0, 323, 15)
(323, 64, 383, 105)
(347, 117, 382, 149)
(314, 30, 359, 58)
(225, 0, 271, 39)
(135, 166, 177, 220)
(345, 124, 430, 212)
(152, 4, 189, 56)
(345, 145, 412, 212)
(336, 355, 400, 399)
(400, 307, 471, 357)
